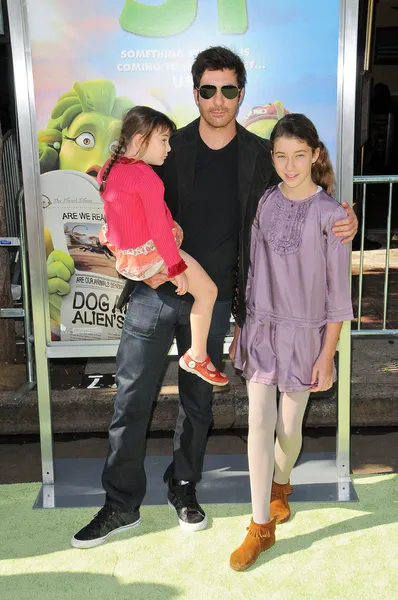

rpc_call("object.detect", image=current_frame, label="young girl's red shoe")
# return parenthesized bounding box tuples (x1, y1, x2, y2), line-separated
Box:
(179, 351, 229, 386)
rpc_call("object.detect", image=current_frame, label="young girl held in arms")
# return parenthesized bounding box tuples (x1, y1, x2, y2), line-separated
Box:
(98, 106, 228, 386)
(229, 114, 353, 570)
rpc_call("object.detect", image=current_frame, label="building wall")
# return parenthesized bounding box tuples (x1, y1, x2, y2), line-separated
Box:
(372, 0, 398, 95)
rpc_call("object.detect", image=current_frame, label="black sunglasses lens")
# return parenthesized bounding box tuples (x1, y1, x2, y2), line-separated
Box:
(199, 85, 217, 99)
(198, 85, 240, 100)
(222, 85, 239, 99)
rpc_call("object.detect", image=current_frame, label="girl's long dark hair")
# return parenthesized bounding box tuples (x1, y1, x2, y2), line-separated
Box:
(269, 113, 335, 197)
(99, 106, 176, 193)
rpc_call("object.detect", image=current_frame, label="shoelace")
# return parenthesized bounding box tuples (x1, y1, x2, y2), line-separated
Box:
(87, 504, 115, 530)
(180, 483, 200, 509)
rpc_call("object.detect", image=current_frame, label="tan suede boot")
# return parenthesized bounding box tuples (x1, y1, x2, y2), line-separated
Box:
(270, 480, 293, 524)
(229, 517, 276, 571)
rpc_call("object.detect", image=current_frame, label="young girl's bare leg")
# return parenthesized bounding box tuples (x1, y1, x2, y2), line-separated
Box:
(148, 251, 227, 385)
(274, 390, 310, 484)
(178, 249, 218, 366)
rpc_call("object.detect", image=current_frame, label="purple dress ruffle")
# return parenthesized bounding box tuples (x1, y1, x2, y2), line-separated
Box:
(234, 185, 354, 392)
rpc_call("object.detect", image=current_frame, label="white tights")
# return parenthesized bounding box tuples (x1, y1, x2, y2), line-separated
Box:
(247, 381, 310, 525)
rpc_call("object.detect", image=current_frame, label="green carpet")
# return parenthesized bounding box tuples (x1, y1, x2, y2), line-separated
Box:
(0, 474, 397, 600)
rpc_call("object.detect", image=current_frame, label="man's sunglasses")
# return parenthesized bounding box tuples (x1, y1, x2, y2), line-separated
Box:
(196, 84, 241, 100)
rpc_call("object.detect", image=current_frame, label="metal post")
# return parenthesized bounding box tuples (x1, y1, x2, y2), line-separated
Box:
(364, 0, 375, 71)
(335, 0, 359, 481)
(359, 0, 375, 175)
(357, 184, 367, 329)
(7, 0, 54, 484)
(18, 189, 35, 386)
(383, 183, 393, 329)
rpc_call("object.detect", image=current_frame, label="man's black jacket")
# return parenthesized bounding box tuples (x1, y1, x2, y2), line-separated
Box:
(117, 117, 280, 326)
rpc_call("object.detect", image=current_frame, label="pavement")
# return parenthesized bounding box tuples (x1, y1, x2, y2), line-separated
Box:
(1, 428, 397, 485)
(351, 242, 398, 330)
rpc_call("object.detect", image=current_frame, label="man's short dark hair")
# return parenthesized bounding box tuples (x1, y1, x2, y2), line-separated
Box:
(191, 46, 247, 90)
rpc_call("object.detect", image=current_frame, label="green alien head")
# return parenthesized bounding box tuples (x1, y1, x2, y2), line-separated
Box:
(38, 79, 134, 177)
(242, 100, 290, 140)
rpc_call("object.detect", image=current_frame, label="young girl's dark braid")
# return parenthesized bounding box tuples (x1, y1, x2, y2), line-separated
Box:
(99, 137, 125, 193)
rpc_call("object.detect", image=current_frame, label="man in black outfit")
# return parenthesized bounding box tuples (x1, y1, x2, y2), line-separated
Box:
(72, 47, 357, 548)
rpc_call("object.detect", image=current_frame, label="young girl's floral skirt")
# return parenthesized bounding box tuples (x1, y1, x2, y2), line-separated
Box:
(99, 222, 183, 281)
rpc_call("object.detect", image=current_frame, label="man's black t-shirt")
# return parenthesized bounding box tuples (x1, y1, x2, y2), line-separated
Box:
(117, 120, 279, 317)
(179, 135, 239, 300)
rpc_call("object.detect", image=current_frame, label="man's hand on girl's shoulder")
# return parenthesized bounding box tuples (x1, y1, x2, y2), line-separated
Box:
(332, 202, 358, 244)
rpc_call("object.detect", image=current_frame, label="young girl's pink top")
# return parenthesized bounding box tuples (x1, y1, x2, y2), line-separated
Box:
(98, 158, 187, 278)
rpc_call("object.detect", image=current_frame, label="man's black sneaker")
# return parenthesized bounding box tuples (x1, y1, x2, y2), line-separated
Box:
(167, 479, 208, 532)
(71, 504, 140, 548)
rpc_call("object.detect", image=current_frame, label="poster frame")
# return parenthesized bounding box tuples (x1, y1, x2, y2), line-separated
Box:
(6, 0, 358, 492)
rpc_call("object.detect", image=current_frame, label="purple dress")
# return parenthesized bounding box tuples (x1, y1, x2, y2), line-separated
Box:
(234, 184, 354, 392)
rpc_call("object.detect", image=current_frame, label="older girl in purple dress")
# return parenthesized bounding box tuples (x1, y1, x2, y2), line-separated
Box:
(229, 114, 353, 571)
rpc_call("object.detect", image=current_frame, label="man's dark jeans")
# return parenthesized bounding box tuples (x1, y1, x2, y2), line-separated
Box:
(101, 283, 231, 511)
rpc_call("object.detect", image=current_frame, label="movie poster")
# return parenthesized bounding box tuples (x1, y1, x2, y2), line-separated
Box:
(26, 0, 340, 341)
(41, 171, 126, 341)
